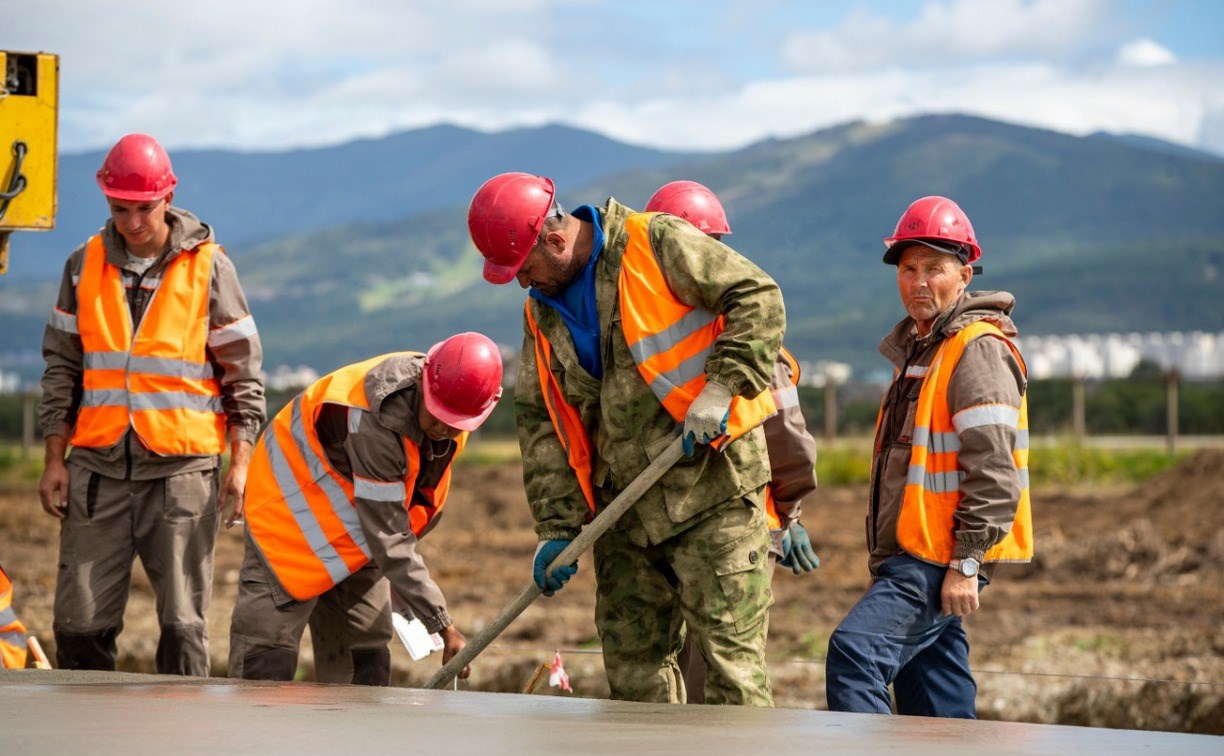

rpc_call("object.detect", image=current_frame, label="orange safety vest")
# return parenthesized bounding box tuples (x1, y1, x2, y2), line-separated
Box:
(884, 321, 1033, 565)
(525, 212, 777, 513)
(762, 346, 801, 530)
(72, 235, 226, 456)
(243, 353, 467, 601)
(1, 564, 29, 670)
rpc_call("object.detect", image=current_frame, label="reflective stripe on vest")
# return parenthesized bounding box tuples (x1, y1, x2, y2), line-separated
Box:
(71, 235, 226, 456)
(0, 566, 28, 670)
(243, 353, 466, 601)
(889, 321, 1033, 565)
(618, 212, 776, 449)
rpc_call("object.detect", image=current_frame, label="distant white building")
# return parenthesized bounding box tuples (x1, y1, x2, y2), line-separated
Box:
(1015, 332, 1224, 380)
(796, 360, 853, 388)
(264, 365, 321, 392)
(0, 370, 22, 394)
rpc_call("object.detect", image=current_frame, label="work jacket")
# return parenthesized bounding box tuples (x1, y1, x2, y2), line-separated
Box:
(244, 354, 461, 631)
(0, 564, 28, 670)
(515, 199, 784, 546)
(40, 208, 265, 478)
(869, 291, 1031, 575)
(761, 346, 817, 539)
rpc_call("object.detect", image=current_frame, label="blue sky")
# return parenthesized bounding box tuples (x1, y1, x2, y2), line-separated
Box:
(9, 0, 1224, 155)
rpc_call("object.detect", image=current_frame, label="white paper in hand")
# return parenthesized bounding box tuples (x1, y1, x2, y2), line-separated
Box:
(392, 611, 443, 661)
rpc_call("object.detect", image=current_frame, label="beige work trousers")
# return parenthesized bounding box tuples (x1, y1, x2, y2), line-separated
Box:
(52, 463, 219, 675)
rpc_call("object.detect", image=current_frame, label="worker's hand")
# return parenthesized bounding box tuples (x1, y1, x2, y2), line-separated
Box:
(438, 624, 471, 680)
(220, 439, 252, 528)
(780, 522, 820, 575)
(940, 569, 981, 618)
(681, 381, 733, 456)
(38, 456, 70, 519)
(533, 539, 577, 596)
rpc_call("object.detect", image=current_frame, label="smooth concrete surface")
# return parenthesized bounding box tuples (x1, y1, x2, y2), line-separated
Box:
(1, 670, 1220, 755)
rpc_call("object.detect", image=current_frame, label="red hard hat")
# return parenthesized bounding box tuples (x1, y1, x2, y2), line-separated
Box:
(883, 196, 980, 265)
(421, 332, 504, 431)
(96, 133, 177, 202)
(468, 172, 556, 284)
(644, 180, 731, 236)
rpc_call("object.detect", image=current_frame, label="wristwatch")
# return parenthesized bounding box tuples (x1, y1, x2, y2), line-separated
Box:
(948, 557, 980, 578)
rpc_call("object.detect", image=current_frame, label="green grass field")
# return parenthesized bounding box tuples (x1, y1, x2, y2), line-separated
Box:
(1, 435, 1212, 487)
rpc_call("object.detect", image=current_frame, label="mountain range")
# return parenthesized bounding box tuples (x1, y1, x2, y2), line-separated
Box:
(2, 114, 1221, 383)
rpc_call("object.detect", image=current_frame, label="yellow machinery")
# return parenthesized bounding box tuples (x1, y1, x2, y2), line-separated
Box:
(0, 50, 59, 274)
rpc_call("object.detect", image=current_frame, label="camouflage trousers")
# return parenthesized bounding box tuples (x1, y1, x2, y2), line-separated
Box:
(593, 492, 774, 706)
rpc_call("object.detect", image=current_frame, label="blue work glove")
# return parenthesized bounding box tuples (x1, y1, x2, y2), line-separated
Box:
(681, 381, 732, 456)
(780, 523, 820, 575)
(533, 539, 577, 596)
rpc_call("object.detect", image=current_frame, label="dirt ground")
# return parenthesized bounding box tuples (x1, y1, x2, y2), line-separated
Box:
(2, 448, 1221, 734)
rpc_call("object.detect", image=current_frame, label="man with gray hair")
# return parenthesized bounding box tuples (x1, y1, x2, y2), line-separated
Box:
(825, 195, 1033, 718)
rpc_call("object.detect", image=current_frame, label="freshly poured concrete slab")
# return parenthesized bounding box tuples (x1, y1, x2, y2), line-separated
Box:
(1, 670, 1219, 755)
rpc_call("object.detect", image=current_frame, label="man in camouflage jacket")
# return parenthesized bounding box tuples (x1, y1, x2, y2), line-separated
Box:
(471, 174, 784, 705)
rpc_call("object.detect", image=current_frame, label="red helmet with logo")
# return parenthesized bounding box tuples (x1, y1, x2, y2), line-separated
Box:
(96, 133, 178, 202)
(883, 196, 980, 265)
(421, 332, 504, 431)
(468, 173, 557, 284)
(644, 180, 731, 236)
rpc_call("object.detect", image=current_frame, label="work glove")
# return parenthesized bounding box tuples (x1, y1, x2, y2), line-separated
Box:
(780, 523, 820, 575)
(681, 380, 733, 456)
(533, 539, 578, 596)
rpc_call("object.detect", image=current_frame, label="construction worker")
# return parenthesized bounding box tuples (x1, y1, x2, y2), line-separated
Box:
(825, 196, 1032, 718)
(645, 180, 820, 702)
(227, 333, 503, 686)
(468, 173, 785, 706)
(1, 562, 30, 669)
(37, 133, 265, 675)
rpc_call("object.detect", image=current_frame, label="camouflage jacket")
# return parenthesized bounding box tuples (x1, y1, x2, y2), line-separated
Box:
(514, 198, 785, 547)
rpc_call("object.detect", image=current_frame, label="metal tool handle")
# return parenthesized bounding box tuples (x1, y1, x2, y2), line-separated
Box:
(425, 435, 686, 690)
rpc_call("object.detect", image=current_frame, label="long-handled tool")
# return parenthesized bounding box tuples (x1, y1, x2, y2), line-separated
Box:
(426, 435, 686, 690)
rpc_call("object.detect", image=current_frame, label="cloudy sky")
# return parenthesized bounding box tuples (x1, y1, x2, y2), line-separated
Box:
(9, 0, 1224, 156)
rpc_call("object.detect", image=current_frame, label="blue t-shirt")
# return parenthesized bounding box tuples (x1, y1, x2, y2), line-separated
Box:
(529, 204, 605, 379)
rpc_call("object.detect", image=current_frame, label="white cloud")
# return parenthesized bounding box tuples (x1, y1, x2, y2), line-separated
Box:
(1116, 38, 1178, 67)
(568, 61, 1224, 155)
(7, 0, 1223, 158)
(781, 0, 1110, 73)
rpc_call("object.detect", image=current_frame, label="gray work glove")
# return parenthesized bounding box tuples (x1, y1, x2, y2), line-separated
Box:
(681, 380, 733, 456)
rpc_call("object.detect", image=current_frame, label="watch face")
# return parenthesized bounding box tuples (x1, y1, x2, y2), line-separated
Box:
(959, 558, 980, 577)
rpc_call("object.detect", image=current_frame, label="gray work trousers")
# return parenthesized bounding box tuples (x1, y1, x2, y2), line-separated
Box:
(53, 463, 219, 675)
(228, 534, 393, 685)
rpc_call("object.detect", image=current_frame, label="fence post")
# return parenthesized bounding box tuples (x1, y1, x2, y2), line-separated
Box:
(823, 381, 838, 442)
(1071, 376, 1086, 438)
(1165, 370, 1179, 456)
(22, 390, 36, 460)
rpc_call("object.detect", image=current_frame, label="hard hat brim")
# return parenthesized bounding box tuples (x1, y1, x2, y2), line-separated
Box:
(96, 175, 174, 203)
(483, 259, 521, 285)
(882, 238, 967, 265)
(422, 379, 499, 431)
